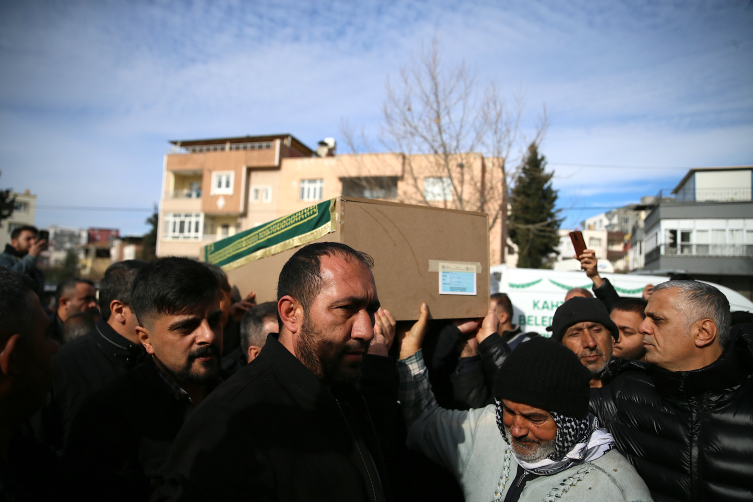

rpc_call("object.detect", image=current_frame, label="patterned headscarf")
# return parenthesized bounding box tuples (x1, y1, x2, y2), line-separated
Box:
(495, 398, 598, 463)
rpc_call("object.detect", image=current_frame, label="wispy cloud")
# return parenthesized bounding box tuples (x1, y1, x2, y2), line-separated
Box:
(1, 0, 751, 234)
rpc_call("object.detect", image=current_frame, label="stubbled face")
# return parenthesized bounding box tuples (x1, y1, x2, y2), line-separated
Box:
(611, 309, 645, 360)
(219, 289, 232, 328)
(501, 399, 557, 463)
(142, 301, 224, 386)
(297, 255, 380, 385)
(562, 322, 613, 376)
(61, 283, 98, 320)
(12, 230, 37, 255)
(640, 288, 695, 371)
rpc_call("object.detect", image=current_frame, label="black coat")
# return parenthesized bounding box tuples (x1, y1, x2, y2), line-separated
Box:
(35, 318, 145, 451)
(590, 332, 753, 502)
(153, 334, 396, 502)
(64, 356, 196, 502)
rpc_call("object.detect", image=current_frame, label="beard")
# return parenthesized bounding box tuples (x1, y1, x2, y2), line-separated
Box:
(504, 427, 557, 463)
(297, 314, 369, 386)
(578, 347, 609, 377)
(160, 344, 221, 386)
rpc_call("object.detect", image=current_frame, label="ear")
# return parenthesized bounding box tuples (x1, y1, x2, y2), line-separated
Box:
(136, 325, 156, 355)
(0, 334, 21, 376)
(278, 296, 302, 336)
(497, 311, 510, 326)
(110, 300, 127, 325)
(693, 319, 718, 349)
(247, 345, 261, 363)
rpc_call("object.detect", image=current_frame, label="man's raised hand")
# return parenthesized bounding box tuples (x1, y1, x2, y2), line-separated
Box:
(397, 303, 431, 360)
(368, 308, 397, 357)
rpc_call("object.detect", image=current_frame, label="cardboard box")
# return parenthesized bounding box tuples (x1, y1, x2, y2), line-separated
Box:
(203, 197, 489, 320)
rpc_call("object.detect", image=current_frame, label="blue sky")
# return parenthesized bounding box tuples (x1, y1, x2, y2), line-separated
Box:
(2, 0, 752, 235)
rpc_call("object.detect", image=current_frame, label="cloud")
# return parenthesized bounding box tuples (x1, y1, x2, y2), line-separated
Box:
(1, 0, 751, 235)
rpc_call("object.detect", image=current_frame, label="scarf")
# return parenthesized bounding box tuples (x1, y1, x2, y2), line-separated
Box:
(494, 398, 614, 475)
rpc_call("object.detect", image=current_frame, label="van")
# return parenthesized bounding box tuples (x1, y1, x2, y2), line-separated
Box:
(490, 265, 753, 335)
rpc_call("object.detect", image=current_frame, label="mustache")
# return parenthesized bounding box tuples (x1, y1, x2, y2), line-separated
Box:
(340, 339, 370, 354)
(188, 345, 220, 361)
(578, 347, 603, 358)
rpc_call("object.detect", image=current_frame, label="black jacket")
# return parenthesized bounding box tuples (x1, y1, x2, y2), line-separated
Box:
(590, 332, 753, 502)
(36, 318, 145, 451)
(64, 356, 199, 502)
(592, 277, 622, 312)
(450, 332, 511, 409)
(153, 334, 395, 502)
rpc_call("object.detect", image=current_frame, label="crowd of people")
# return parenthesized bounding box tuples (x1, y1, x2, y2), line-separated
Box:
(0, 224, 752, 502)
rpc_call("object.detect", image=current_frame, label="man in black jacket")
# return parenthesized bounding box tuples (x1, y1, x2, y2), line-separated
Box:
(64, 257, 225, 501)
(36, 260, 148, 452)
(590, 280, 753, 502)
(155, 242, 397, 502)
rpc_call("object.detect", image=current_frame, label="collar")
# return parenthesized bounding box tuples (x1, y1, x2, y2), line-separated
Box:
(92, 318, 145, 370)
(153, 359, 194, 403)
(501, 325, 522, 342)
(650, 340, 748, 399)
(3, 243, 23, 258)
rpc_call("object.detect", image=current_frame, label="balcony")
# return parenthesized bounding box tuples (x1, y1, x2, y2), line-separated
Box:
(165, 189, 202, 199)
(673, 187, 752, 202)
(646, 244, 752, 263)
(170, 141, 274, 154)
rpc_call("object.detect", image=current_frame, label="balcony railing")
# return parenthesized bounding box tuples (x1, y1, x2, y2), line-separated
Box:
(645, 244, 752, 263)
(165, 189, 202, 199)
(170, 141, 274, 154)
(674, 187, 752, 202)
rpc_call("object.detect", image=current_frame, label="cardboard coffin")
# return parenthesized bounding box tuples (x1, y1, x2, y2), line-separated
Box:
(202, 197, 489, 320)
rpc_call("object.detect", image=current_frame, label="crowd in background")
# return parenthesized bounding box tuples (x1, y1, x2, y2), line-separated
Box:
(0, 225, 752, 502)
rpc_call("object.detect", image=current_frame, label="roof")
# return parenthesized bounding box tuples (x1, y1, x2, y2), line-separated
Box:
(672, 165, 752, 194)
(168, 134, 314, 156)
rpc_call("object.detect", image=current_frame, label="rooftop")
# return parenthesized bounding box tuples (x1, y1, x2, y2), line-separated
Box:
(168, 134, 314, 156)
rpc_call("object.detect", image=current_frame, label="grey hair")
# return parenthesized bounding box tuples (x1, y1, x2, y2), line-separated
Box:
(653, 280, 731, 347)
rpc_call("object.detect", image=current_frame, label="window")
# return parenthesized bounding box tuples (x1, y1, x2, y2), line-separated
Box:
(680, 231, 692, 255)
(163, 213, 204, 240)
(211, 172, 234, 195)
(424, 177, 452, 201)
(589, 237, 602, 248)
(221, 224, 229, 237)
(251, 186, 272, 203)
(621, 216, 629, 226)
(696, 230, 709, 255)
(341, 177, 398, 199)
(13, 201, 28, 213)
(300, 179, 324, 201)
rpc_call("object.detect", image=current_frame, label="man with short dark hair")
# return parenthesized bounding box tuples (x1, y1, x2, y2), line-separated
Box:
(490, 292, 537, 350)
(155, 242, 397, 502)
(0, 225, 46, 298)
(547, 297, 619, 388)
(48, 278, 98, 345)
(609, 298, 647, 360)
(65, 257, 224, 501)
(397, 305, 651, 501)
(35, 261, 147, 452)
(0, 268, 59, 501)
(591, 280, 753, 501)
(240, 301, 277, 363)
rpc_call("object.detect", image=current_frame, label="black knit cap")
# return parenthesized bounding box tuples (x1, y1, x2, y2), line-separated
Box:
(547, 297, 619, 343)
(493, 337, 592, 418)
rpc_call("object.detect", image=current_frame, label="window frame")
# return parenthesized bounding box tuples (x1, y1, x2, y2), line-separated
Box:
(162, 212, 204, 240)
(299, 179, 324, 202)
(423, 177, 453, 201)
(211, 171, 235, 195)
(251, 185, 272, 203)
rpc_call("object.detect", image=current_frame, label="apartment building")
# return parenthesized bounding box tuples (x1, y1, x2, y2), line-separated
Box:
(156, 134, 507, 263)
(639, 166, 753, 300)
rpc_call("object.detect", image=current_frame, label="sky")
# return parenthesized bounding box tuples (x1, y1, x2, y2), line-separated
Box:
(1, 0, 752, 235)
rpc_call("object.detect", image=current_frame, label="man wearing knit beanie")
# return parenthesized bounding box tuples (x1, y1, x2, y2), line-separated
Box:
(547, 297, 619, 388)
(396, 304, 651, 502)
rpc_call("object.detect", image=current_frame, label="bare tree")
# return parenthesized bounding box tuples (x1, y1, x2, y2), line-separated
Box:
(341, 38, 546, 262)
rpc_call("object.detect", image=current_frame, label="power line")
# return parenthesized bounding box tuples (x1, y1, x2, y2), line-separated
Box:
(34, 205, 153, 212)
(548, 162, 691, 170)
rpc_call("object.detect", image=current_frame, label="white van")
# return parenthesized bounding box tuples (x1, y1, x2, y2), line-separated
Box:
(490, 265, 753, 335)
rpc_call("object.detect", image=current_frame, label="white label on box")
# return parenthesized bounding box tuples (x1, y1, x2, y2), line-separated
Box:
(438, 262, 477, 295)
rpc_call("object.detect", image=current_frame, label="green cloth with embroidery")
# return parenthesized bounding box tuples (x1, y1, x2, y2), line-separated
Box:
(397, 351, 653, 502)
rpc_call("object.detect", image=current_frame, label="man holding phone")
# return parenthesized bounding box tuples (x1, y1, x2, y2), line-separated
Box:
(0, 225, 46, 300)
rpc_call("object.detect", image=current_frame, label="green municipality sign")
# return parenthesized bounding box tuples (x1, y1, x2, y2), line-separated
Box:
(519, 298, 564, 329)
(203, 199, 336, 271)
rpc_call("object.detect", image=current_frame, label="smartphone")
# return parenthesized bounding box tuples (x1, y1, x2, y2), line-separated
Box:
(37, 230, 49, 250)
(569, 231, 587, 258)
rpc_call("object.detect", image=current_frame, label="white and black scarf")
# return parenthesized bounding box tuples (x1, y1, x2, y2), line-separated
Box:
(494, 398, 614, 475)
